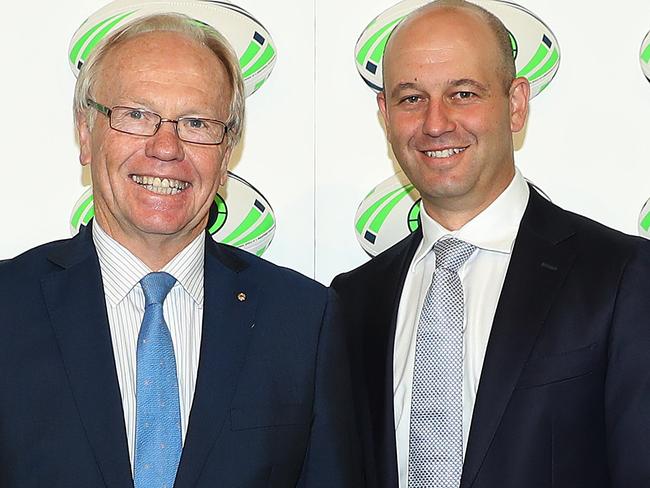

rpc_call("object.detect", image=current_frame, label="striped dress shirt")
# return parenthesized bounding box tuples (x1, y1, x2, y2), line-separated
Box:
(92, 221, 204, 470)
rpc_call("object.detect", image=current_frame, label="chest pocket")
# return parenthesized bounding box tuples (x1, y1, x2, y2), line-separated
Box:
(515, 342, 601, 389)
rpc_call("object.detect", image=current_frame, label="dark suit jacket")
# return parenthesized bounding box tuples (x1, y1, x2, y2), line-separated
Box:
(0, 225, 362, 487)
(332, 188, 650, 488)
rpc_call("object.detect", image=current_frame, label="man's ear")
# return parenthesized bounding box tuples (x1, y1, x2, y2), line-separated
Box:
(509, 77, 530, 133)
(77, 112, 92, 167)
(377, 90, 390, 137)
(219, 145, 233, 186)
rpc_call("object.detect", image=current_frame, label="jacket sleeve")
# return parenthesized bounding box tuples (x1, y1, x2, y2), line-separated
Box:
(606, 239, 650, 486)
(296, 288, 365, 487)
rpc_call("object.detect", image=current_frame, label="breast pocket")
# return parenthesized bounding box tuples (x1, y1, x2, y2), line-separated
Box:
(230, 404, 312, 431)
(515, 342, 601, 389)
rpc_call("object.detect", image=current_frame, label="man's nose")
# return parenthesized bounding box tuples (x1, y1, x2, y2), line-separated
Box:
(145, 120, 185, 161)
(422, 100, 456, 137)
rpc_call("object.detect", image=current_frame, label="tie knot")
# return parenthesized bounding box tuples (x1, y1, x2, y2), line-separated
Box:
(433, 238, 476, 272)
(140, 272, 177, 306)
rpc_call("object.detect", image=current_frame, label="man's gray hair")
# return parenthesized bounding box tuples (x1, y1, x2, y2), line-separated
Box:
(73, 13, 245, 147)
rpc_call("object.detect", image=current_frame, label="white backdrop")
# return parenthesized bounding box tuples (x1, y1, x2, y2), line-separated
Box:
(2, 0, 650, 285)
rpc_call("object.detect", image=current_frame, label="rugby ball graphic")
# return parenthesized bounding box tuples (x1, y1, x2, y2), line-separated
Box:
(640, 31, 650, 81)
(69, 0, 276, 97)
(70, 171, 276, 256)
(355, 173, 550, 256)
(354, 0, 560, 98)
(638, 197, 650, 239)
(354, 171, 421, 256)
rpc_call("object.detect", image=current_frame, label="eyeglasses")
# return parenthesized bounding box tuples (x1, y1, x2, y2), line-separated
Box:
(86, 99, 228, 145)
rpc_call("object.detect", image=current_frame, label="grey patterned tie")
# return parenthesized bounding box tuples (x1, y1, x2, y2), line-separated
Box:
(408, 237, 477, 488)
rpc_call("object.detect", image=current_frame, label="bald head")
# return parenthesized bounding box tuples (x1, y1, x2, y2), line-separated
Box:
(375, 0, 530, 229)
(384, 0, 516, 93)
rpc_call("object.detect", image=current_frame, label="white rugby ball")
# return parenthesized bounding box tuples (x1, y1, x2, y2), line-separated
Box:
(354, 0, 560, 98)
(638, 197, 650, 239)
(70, 171, 276, 256)
(354, 172, 550, 256)
(354, 171, 421, 256)
(69, 0, 276, 97)
(640, 31, 650, 81)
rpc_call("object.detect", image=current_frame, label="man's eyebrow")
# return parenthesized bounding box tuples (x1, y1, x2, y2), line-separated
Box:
(389, 82, 420, 98)
(449, 78, 489, 93)
(115, 98, 153, 109)
(388, 79, 490, 98)
(115, 99, 217, 117)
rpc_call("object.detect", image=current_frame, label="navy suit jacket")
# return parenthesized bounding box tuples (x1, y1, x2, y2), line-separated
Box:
(0, 226, 362, 487)
(332, 188, 650, 488)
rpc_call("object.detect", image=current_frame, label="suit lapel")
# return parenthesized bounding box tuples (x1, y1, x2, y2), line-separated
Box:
(461, 191, 577, 488)
(363, 232, 422, 488)
(42, 227, 133, 488)
(174, 238, 258, 488)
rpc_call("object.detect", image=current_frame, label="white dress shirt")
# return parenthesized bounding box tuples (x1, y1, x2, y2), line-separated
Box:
(394, 169, 530, 487)
(92, 221, 204, 470)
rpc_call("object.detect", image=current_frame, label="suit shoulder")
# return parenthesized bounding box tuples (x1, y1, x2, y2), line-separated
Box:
(530, 194, 650, 265)
(0, 237, 73, 281)
(551, 201, 646, 250)
(332, 231, 418, 288)
(573, 212, 650, 263)
(216, 242, 327, 295)
(0, 237, 78, 313)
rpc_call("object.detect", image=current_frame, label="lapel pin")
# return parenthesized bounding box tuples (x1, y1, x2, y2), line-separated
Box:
(237, 292, 247, 302)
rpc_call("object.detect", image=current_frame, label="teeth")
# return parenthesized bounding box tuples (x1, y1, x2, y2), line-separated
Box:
(131, 175, 189, 195)
(424, 147, 466, 158)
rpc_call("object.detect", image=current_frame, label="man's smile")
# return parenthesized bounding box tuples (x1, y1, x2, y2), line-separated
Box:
(422, 146, 468, 159)
(130, 174, 190, 195)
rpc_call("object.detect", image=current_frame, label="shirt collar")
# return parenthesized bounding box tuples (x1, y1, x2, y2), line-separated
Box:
(92, 220, 205, 306)
(413, 168, 529, 267)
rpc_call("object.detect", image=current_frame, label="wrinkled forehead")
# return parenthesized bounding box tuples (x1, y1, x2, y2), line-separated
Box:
(95, 31, 231, 107)
(100, 31, 219, 76)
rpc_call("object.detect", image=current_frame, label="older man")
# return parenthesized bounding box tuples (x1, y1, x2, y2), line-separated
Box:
(333, 1, 650, 487)
(0, 13, 361, 488)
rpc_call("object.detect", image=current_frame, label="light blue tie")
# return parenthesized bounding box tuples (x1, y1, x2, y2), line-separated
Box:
(134, 272, 182, 488)
(408, 238, 476, 488)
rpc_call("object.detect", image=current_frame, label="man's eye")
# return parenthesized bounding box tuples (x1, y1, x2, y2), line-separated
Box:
(401, 95, 421, 104)
(453, 91, 475, 100)
(187, 118, 206, 129)
(127, 110, 145, 120)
